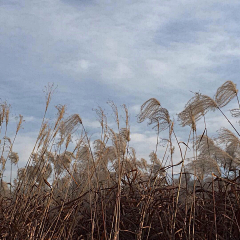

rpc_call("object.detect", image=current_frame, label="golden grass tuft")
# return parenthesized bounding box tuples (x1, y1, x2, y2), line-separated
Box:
(214, 80, 238, 108)
(138, 98, 171, 131)
(178, 93, 217, 129)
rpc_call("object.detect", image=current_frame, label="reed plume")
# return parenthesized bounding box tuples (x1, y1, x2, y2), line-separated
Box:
(46, 151, 55, 164)
(107, 101, 121, 137)
(16, 114, 23, 133)
(230, 108, 240, 117)
(0, 156, 6, 170)
(140, 158, 148, 171)
(105, 146, 117, 163)
(119, 127, 130, 142)
(76, 145, 93, 163)
(186, 154, 221, 180)
(95, 106, 108, 131)
(61, 114, 82, 136)
(214, 80, 238, 108)
(54, 104, 66, 129)
(138, 98, 171, 131)
(17, 168, 26, 181)
(0, 102, 10, 129)
(217, 128, 240, 167)
(149, 151, 161, 166)
(93, 139, 106, 158)
(54, 152, 73, 175)
(35, 162, 52, 182)
(196, 135, 235, 167)
(218, 128, 240, 152)
(178, 93, 217, 128)
(109, 129, 127, 156)
(8, 152, 19, 165)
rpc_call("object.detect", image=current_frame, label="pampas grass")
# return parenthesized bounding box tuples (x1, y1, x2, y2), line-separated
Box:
(1, 80, 240, 239)
(138, 98, 171, 131)
(178, 93, 217, 129)
(214, 80, 238, 108)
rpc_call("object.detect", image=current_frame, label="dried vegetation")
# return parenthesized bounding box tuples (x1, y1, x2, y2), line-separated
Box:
(0, 81, 240, 239)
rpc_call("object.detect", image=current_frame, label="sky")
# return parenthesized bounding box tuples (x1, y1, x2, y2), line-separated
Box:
(1, 0, 240, 180)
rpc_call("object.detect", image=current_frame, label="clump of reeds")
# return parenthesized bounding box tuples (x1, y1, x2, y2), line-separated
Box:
(1, 81, 240, 239)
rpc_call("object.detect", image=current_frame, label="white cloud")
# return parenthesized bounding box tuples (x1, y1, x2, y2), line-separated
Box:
(129, 104, 141, 115)
(12, 133, 38, 166)
(79, 60, 90, 70)
(146, 59, 170, 79)
(83, 120, 101, 129)
(63, 59, 91, 75)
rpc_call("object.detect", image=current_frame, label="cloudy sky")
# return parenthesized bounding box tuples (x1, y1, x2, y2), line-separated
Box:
(1, 0, 240, 178)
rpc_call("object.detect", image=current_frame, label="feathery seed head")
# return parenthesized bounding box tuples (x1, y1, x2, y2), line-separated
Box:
(197, 135, 234, 166)
(95, 107, 108, 131)
(94, 139, 106, 158)
(61, 114, 82, 136)
(178, 93, 217, 129)
(187, 154, 221, 180)
(218, 128, 240, 153)
(5, 107, 10, 127)
(0, 180, 9, 195)
(54, 152, 72, 175)
(109, 129, 127, 155)
(65, 133, 72, 149)
(140, 158, 148, 170)
(138, 98, 161, 123)
(44, 83, 55, 111)
(107, 101, 119, 127)
(46, 151, 55, 164)
(76, 145, 92, 163)
(16, 114, 24, 133)
(230, 109, 240, 118)
(120, 128, 130, 142)
(0, 156, 6, 170)
(138, 98, 171, 131)
(54, 104, 66, 129)
(9, 152, 19, 165)
(215, 81, 238, 108)
(31, 153, 39, 164)
(149, 151, 161, 166)
(105, 146, 117, 163)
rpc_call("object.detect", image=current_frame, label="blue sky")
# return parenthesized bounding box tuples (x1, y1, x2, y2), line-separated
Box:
(1, 0, 240, 178)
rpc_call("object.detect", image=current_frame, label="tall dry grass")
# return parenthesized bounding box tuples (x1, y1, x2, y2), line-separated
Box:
(0, 81, 240, 239)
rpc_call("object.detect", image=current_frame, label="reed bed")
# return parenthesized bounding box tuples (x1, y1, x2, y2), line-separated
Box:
(0, 81, 240, 239)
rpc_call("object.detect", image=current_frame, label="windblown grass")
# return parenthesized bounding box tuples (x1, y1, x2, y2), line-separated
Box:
(0, 81, 240, 239)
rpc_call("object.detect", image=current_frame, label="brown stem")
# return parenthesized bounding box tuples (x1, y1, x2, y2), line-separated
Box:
(217, 107, 240, 137)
